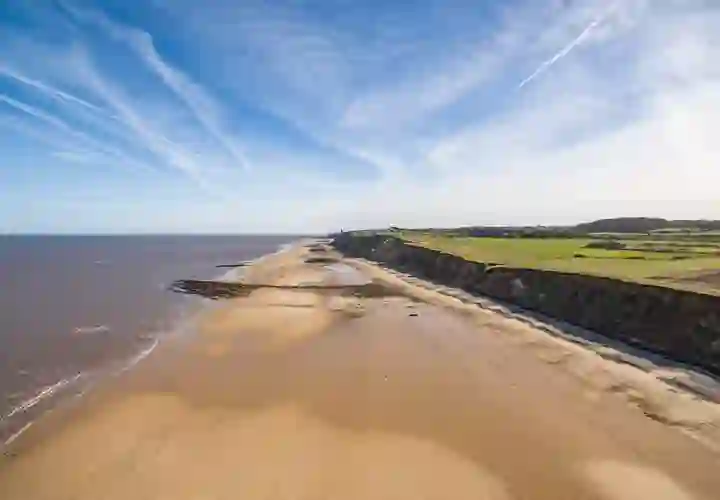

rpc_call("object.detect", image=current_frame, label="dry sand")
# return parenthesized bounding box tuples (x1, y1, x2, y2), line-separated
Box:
(1, 243, 719, 500)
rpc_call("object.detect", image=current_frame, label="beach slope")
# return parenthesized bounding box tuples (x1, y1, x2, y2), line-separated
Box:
(1, 243, 719, 500)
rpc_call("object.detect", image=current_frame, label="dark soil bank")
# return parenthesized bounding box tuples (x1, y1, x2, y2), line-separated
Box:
(333, 234, 720, 376)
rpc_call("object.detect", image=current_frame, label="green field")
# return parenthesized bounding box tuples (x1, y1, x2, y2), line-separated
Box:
(399, 232, 720, 295)
(591, 232, 720, 243)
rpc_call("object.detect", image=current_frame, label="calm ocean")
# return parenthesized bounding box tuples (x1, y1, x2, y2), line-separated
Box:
(0, 234, 298, 445)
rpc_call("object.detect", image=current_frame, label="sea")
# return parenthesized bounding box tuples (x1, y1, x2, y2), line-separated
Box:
(0, 234, 300, 446)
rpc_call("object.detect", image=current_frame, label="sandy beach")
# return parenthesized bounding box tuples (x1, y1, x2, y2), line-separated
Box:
(1, 242, 719, 500)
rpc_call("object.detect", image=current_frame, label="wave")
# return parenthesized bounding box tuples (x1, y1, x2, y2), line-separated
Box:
(1, 372, 85, 423)
(276, 242, 298, 253)
(116, 337, 160, 375)
(3, 421, 33, 447)
(0, 338, 160, 451)
(73, 325, 111, 335)
(0, 240, 296, 450)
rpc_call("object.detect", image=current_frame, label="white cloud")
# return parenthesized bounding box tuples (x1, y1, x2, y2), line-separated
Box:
(0, 92, 156, 174)
(1, 0, 719, 232)
(72, 52, 217, 191)
(0, 65, 104, 113)
(58, 1, 253, 172)
(128, 34, 252, 172)
(341, 48, 503, 131)
(314, 0, 720, 229)
(51, 149, 101, 164)
(166, 0, 352, 123)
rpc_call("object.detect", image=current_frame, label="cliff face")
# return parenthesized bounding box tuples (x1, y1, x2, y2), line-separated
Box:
(333, 234, 720, 375)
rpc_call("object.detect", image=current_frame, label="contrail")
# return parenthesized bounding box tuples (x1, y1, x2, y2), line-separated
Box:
(130, 34, 254, 173)
(518, 5, 615, 89)
(0, 94, 157, 174)
(78, 61, 219, 194)
(0, 66, 103, 113)
(60, 0, 252, 172)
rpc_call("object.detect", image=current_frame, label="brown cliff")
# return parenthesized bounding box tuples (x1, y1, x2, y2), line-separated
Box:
(333, 234, 720, 376)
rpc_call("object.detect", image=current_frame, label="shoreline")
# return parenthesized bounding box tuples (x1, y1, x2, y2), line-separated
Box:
(341, 255, 720, 451)
(0, 239, 302, 452)
(1, 239, 322, 459)
(2, 241, 720, 499)
(334, 233, 720, 378)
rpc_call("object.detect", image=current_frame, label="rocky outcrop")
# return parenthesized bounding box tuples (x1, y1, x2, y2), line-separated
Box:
(333, 233, 720, 376)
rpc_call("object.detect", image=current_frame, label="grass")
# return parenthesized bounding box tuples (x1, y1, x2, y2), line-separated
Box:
(398, 232, 720, 295)
(591, 232, 720, 243)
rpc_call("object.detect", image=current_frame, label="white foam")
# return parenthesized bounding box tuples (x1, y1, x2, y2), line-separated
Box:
(117, 338, 160, 374)
(276, 242, 299, 253)
(3, 421, 33, 447)
(1, 372, 84, 423)
(73, 324, 110, 335)
(0, 240, 301, 450)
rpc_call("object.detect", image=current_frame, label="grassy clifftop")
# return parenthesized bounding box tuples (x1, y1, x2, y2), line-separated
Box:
(397, 231, 720, 295)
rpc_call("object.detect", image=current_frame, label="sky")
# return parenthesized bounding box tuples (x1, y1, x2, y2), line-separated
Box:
(0, 0, 718, 233)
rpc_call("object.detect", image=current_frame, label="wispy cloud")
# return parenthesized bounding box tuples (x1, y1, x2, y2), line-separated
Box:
(0, 91, 157, 174)
(0, 93, 83, 138)
(1, 0, 718, 233)
(128, 35, 252, 172)
(71, 52, 218, 191)
(0, 65, 104, 113)
(51, 149, 101, 164)
(341, 48, 502, 132)
(58, 1, 252, 172)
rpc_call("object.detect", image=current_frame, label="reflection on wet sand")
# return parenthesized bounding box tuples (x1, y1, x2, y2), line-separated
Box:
(0, 244, 718, 500)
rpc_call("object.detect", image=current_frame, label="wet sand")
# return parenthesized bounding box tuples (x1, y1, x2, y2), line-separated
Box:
(1, 243, 720, 500)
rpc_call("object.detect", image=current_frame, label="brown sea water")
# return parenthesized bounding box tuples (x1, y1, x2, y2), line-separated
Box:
(0, 234, 298, 445)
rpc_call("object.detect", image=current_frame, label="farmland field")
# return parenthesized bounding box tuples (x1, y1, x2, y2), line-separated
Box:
(399, 232, 720, 295)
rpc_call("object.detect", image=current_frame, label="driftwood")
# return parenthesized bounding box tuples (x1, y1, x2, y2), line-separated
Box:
(215, 262, 248, 268)
(169, 279, 402, 300)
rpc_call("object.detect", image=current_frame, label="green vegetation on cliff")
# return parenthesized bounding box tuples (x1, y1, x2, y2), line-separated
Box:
(384, 217, 720, 240)
(333, 233, 720, 375)
(398, 232, 720, 295)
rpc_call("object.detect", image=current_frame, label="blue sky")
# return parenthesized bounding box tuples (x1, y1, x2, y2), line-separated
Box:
(0, 0, 718, 233)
